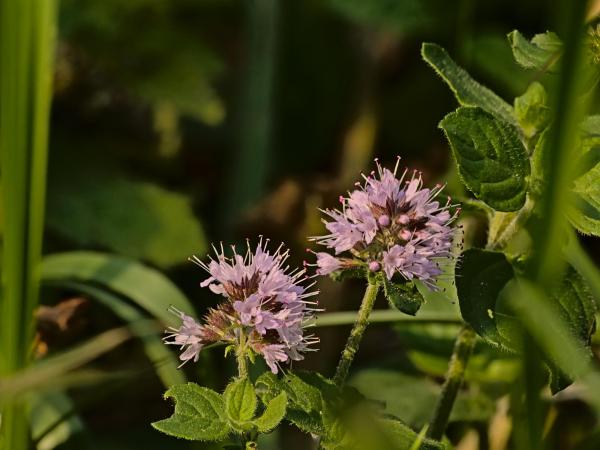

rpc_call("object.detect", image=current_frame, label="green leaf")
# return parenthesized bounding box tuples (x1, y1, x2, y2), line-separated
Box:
(47, 177, 207, 268)
(552, 266, 597, 347)
(224, 378, 258, 424)
(152, 383, 230, 441)
(42, 251, 194, 327)
(382, 279, 424, 316)
(255, 371, 327, 435)
(508, 30, 562, 71)
(421, 42, 516, 125)
(253, 392, 287, 433)
(514, 82, 551, 139)
(440, 106, 530, 211)
(455, 249, 517, 349)
(568, 135, 600, 236)
(378, 418, 444, 450)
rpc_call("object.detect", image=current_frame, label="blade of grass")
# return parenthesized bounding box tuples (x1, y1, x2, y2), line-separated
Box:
(0, 0, 58, 446)
(0, 326, 132, 404)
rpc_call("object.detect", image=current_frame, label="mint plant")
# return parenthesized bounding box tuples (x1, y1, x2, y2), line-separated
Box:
(151, 26, 600, 450)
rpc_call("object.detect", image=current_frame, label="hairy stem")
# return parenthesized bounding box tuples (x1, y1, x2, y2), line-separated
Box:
(427, 325, 476, 441)
(333, 281, 380, 387)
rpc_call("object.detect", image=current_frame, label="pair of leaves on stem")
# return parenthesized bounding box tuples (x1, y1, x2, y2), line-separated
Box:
(151, 378, 287, 443)
(423, 35, 600, 237)
(255, 371, 444, 450)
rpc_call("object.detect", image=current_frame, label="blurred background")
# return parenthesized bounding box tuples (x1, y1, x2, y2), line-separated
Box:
(8, 0, 600, 449)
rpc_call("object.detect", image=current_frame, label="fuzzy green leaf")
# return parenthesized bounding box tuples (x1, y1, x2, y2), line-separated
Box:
(255, 371, 328, 435)
(514, 82, 550, 139)
(253, 392, 287, 433)
(224, 378, 258, 424)
(456, 249, 518, 350)
(440, 106, 530, 211)
(382, 279, 424, 316)
(152, 383, 230, 441)
(421, 42, 516, 125)
(508, 30, 562, 71)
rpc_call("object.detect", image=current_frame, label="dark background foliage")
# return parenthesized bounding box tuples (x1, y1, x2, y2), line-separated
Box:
(34, 0, 600, 449)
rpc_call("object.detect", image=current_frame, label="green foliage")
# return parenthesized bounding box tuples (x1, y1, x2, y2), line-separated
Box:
(507, 30, 562, 72)
(421, 43, 516, 125)
(350, 369, 495, 429)
(552, 266, 597, 347)
(152, 382, 230, 441)
(514, 82, 550, 139)
(60, 0, 224, 125)
(326, 0, 454, 34)
(455, 249, 517, 350)
(47, 177, 206, 268)
(224, 378, 258, 426)
(41, 251, 194, 327)
(253, 392, 287, 433)
(255, 371, 444, 450)
(382, 278, 425, 316)
(439, 107, 530, 211)
(569, 133, 600, 236)
(30, 392, 83, 450)
(154, 378, 288, 443)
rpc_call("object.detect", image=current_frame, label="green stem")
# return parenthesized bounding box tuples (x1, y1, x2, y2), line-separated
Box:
(333, 281, 380, 387)
(315, 310, 460, 327)
(427, 325, 476, 441)
(236, 334, 249, 379)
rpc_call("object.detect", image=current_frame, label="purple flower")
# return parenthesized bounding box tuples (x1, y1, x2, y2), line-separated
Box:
(311, 158, 458, 290)
(165, 239, 319, 373)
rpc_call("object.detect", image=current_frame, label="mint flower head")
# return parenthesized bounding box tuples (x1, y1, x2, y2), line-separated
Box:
(311, 158, 459, 290)
(164, 239, 319, 373)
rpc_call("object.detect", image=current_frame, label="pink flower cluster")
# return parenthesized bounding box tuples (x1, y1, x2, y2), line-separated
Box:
(164, 239, 319, 373)
(312, 159, 458, 289)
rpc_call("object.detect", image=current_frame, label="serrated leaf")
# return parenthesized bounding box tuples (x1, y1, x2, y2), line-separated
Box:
(224, 378, 257, 424)
(255, 371, 325, 435)
(253, 392, 287, 432)
(47, 177, 206, 268)
(421, 42, 516, 125)
(456, 249, 518, 349)
(382, 279, 424, 316)
(440, 106, 530, 211)
(508, 30, 562, 71)
(152, 383, 230, 441)
(514, 82, 550, 139)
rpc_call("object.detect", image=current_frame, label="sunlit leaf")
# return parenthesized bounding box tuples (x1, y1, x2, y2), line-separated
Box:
(422, 42, 516, 125)
(152, 383, 230, 441)
(440, 107, 530, 211)
(507, 30, 562, 72)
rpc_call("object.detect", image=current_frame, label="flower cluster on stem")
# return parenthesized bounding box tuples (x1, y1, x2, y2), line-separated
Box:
(311, 158, 459, 289)
(164, 239, 319, 374)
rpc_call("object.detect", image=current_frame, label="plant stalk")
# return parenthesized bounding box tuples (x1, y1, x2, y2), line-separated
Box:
(427, 325, 476, 441)
(332, 281, 380, 387)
